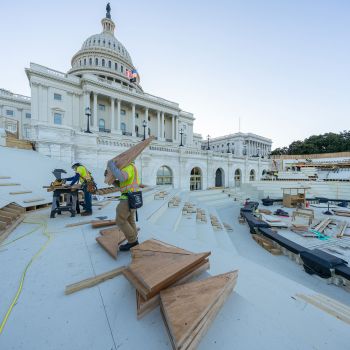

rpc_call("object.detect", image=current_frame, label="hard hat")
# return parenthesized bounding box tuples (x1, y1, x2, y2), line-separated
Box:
(72, 162, 81, 169)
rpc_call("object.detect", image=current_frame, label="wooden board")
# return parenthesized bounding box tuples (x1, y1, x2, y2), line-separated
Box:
(104, 136, 155, 185)
(96, 229, 126, 259)
(23, 198, 45, 203)
(129, 251, 211, 298)
(160, 271, 238, 350)
(91, 219, 116, 229)
(0, 183, 20, 186)
(65, 220, 94, 228)
(9, 191, 32, 195)
(136, 260, 210, 319)
(65, 266, 126, 295)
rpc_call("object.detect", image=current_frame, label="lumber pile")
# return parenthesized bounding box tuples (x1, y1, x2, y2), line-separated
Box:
(196, 208, 207, 224)
(168, 196, 181, 208)
(123, 239, 211, 317)
(104, 136, 155, 185)
(0, 203, 25, 244)
(182, 202, 196, 217)
(96, 227, 126, 259)
(210, 214, 223, 231)
(337, 222, 348, 238)
(160, 271, 238, 350)
(333, 209, 350, 217)
(154, 190, 169, 200)
(252, 234, 282, 255)
(312, 219, 332, 233)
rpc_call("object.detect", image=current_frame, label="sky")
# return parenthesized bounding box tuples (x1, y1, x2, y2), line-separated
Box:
(0, 0, 349, 149)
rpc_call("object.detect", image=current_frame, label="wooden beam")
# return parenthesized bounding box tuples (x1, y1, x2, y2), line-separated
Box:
(9, 191, 32, 195)
(0, 183, 20, 186)
(64, 266, 126, 295)
(65, 220, 94, 228)
(23, 198, 45, 203)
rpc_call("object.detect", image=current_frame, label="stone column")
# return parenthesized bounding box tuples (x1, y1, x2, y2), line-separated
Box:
(176, 117, 179, 142)
(161, 112, 165, 140)
(93, 92, 98, 131)
(131, 104, 136, 136)
(171, 115, 175, 141)
(110, 97, 115, 132)
(116, 99, 121, 134)
(145, 107, 149, 136)
(157, 111, 160, 139)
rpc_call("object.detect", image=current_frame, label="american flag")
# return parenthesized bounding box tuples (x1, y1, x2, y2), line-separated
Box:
(125, 69, 132, 79)
(130, 69, 138, 83)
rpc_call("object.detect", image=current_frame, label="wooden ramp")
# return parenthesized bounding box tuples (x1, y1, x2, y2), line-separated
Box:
(160, 271, 238, 350)
(96, 227, 126, 259)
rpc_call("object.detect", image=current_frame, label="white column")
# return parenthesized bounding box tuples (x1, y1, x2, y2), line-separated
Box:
(83, 91, 90, 129)
(171, 115, 175, 141)
(176, 117, 179, 142)
(116, 99, 121, 134)
(161, 112, 164, 140)
(145, 107, 149, 136)
(110, 97, 115, 132)
(131, 104, 136, 136)
(157, 111, 160, 139)
(93, 93, 98, 131)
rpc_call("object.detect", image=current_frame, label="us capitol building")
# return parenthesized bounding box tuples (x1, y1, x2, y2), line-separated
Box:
(0, 5, 272, 190)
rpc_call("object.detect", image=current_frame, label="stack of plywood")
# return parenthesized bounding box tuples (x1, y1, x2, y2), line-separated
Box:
(0, 203, 25, 244)
(196, 208, 207, 224)
(182, 202, 196, 217)
(160, 271, 238, 350)
(168, 196, 181, 208)
(96, 227, 126, 259)
(210, 214, 223, 231)
(123, 239, 211, 319)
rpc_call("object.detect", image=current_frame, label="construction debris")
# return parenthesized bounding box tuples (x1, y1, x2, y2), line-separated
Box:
(252, 235, 282, 255)
(196, 208, 207, 224)
(160, 271, 238, 350)
(182, 202, 196, 217)
(168, 196, 181, 208)
(210, 214, 223, 231)
(223, 222, 233, 232)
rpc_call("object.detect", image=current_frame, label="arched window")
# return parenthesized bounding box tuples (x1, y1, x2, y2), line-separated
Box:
(156, 166, 173, 185)
(249, 169, 256, 181)
(115, 62, 118, 70)
(234, 169, 241, 187)
(190, 167, 202, 191)
(95, 58, 98, 65)
(89, 58, 92, 65)
(102, 59, 105, 67)
(99, 118, 105, 131)
(108, 60, 111, 68)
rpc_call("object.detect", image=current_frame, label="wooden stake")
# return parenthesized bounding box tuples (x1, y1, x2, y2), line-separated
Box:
(65, 266, 126, 295)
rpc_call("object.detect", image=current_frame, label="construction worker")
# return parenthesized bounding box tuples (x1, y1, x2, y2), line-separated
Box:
(107, 159, 140, 251)
(65, 162, 93, 216)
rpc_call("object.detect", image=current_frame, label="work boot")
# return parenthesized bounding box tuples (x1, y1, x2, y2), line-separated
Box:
(119, 240, 139, 251)
(81, 211, 92, 216)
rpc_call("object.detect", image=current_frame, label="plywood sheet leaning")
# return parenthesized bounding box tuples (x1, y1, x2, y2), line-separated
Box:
(0, 204, 25, 244)
(104, 136, 155, 185)
(160, 271, 238, 350)
(123, 239, 210, 299)
(96, 227, 126, 259)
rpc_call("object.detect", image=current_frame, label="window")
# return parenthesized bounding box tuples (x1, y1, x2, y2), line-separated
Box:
(135, 125, 139, 135)
(95, 58, 98, 65)
(157, 166, 173, 185)
(99, 118, 105, 131)
(54, 93, 62, 101)
(79, 60, 81, 66)
(121, 122, 126, 132)
(84, 58, 86, 65)
(25, 112, 31, 119)
(121, 65, 124, 73)
(102, 59, 105, 67)
(98, 104, 106, 111)
(148, 116, 151, 121)
(148, 128, 151, 136)
(121, 109, 126, 116)
(108, 60, 111, 68)
(89, 58, 92, 65)
(54, 113, 62, 125)
(115, 62, 118, 70)
(136, 113, 139, 119)
(6, 110, 14, 116)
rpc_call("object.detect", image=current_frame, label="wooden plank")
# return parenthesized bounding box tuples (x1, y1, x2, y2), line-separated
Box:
(9, 191, 32, 195)
(65, 220, 94, 228)
(0, 210, 18, 219)
(160, 271, 238, 349)
(122, 268, 150, 298)
(105, 136, 155, 185)
(0, 215, 24, 245)
(0, 215, 12, 224)
(91, 219, 116, 229)
(130, 251, 211, 299)
(0, 207, 20, 216)
(96, 230, 126, 259)
(7, 203, 25, 213)
(23, 198, 45, 203)
(0, 183, 20, 186)
(64, 266, 126, 295)
(136, 260, 210, 319)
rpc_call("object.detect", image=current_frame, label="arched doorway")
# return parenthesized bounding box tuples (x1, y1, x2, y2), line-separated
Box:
(190, 167, 202, 191)
(234, 169, 241, 187)
(249, 169, 256, 181)
(215, 168, 224, 187)
(156, 166, 173, 185)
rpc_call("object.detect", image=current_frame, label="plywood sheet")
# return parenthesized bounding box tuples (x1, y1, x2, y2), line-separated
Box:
(160, 271, 238, 350)
(96, 229, 126, 259)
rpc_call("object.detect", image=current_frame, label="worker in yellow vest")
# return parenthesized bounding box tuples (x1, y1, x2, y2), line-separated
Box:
(65, 162, 94, 216)
(107, 160, 140, 251)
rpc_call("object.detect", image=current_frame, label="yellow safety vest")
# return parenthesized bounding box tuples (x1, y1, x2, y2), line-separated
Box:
(119, 164, 140, 199)
(76, 165, 92, 184)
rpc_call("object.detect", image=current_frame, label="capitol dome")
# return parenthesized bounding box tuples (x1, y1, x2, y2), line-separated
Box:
(69, 5, 141, 91)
